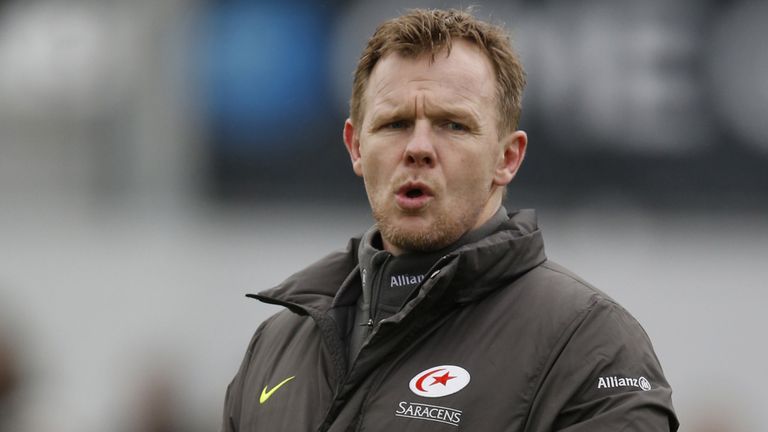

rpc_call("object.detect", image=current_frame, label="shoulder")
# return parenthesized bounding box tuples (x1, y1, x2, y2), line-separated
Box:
(511, 259, 643, 327)
(250, 309, 318, 352)
(256, 236, 362, 305)
(490, 259, 656, 366)
(524, 260, 619, 306)
(498, 260, 624, 326)
(533, 260, 648, 337)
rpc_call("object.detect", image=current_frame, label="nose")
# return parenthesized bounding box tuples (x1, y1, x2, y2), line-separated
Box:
(404, 122, 436, 168)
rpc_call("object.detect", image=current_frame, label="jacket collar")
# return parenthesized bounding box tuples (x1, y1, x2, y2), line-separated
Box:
(250, 209, 546, 313)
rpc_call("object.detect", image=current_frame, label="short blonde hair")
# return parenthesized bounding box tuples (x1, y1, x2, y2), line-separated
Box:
(350, 8, 526, 135)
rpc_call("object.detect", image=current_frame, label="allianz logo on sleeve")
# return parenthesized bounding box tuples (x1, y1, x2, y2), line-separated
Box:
(597, 375, 652, 391)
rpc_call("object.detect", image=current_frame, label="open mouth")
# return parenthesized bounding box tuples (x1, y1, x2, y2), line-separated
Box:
(395, 182, 434, 210)
(397, 182, 433, 198)
(405, 188, 424, 199)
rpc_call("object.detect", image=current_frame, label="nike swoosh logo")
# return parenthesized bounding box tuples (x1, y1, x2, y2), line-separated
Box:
(259, 376, 295, 404)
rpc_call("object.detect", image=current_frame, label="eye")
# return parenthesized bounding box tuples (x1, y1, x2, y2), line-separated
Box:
(446, 121, 468, 132)
(386, 120, 408, 129)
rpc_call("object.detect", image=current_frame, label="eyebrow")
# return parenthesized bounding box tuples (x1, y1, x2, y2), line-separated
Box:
(367, 105, 409, 126)
(368, 100, 482, 127)
(424, 104, 481, 125)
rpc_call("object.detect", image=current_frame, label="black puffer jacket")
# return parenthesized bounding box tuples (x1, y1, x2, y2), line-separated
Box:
(221, 210, 678, 431)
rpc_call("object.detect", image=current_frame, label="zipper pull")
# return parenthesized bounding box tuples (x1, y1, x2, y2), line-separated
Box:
(360, 318, 373, 327)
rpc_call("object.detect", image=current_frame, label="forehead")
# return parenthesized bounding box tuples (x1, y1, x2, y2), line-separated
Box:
(364, 40, 497, 117)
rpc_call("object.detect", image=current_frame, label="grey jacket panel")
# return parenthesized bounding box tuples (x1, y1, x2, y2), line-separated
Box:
(220, 210, 678, 431)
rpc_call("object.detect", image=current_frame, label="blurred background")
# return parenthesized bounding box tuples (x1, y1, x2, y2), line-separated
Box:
(0, 0, 766, 430)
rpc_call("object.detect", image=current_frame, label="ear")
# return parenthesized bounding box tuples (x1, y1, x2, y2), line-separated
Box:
(493, 130, 527, 186)
(343, 119, 364, 177)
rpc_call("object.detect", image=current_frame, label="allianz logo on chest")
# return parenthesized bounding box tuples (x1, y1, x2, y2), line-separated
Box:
(391, 273, 425, 287)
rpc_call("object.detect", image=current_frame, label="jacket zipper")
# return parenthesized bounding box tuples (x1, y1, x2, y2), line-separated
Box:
(367, 254, 390, 332)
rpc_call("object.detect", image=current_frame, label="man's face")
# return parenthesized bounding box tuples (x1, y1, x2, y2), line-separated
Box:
(344, 40, 526, 254)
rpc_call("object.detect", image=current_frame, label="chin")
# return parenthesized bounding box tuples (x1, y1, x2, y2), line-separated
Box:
(380, 218, 461, 253)
(374, 202, 471, 251)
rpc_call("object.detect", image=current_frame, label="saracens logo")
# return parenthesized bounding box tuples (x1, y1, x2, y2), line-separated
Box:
(409, 365, 471, 398)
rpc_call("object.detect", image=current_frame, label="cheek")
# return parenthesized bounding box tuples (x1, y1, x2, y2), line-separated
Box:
(360, 154, 390, 197)
(450, 153, 495, 185)
(361, 142, 400, 178)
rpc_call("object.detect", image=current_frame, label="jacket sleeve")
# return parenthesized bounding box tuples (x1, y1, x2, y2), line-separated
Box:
(526, 298, 679, 431)
(220, 320, 270, 432)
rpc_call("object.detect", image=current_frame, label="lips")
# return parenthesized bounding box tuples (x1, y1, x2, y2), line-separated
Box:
(395, 182, 434, 210)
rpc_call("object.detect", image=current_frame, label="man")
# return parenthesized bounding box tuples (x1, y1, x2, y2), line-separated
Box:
(221, 9, 678, 431)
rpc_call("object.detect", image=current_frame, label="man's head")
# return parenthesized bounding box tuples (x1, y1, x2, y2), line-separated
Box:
(343, 9, 528, 255)
(350, 8, 526, 138)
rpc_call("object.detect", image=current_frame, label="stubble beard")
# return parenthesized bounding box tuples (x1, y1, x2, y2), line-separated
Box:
(372, 202, 483, 253)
